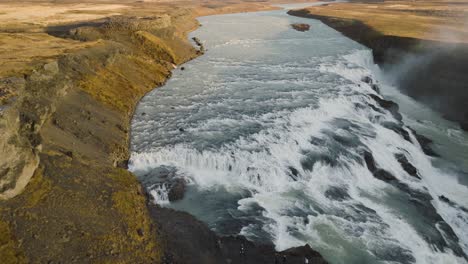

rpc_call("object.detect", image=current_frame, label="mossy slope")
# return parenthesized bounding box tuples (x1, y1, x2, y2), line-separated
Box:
(0, 13, 198, 263)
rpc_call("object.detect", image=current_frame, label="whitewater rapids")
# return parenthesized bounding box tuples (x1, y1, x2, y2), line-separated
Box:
(129, 10, 468, 264)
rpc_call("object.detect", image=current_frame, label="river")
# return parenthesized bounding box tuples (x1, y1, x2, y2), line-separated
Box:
(129, 6, 468, 264)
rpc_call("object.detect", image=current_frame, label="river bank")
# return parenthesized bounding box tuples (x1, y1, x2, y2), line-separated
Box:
(0, 1, 330, 262)
(288, 1, 468, 131)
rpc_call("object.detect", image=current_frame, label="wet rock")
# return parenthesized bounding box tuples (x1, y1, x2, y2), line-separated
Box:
(363, 151, 397, 182)
(369, 94, 402, 122)
(219, 236, 328, 264)
(361, 76, 373, 84)
(395, 153, 420, 179)
(279, 244, 328, 264)
(291, 23, 310, 32)
(381, 122, 411, 142)
(408, 128, 439, 157)
(150, 206, 328, 264)
(288, 166, 299, 181)
(439, 195, 450, 203)
(325, 186, 350, 201)
(374, 169, 397, 182)
(167, 178, 186, 202)
(439, 195, 468, 213)
(371, 84, 380, 93)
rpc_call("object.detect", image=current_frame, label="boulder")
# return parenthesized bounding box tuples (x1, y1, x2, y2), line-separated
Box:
(167, 178, 186, 202)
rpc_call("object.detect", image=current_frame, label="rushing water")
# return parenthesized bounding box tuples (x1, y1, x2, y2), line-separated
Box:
(129, 8, 468, 264)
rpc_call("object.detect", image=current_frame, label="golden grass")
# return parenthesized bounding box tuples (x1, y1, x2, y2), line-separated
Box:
(302, 0, 468, 43)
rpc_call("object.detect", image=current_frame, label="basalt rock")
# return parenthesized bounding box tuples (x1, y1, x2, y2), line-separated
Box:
(363, 151, 397, 182)
(408, 128, 439, 157)
(151, 205, 328, 264)
(395, 153, 420, 179)
(361, 76, 373, 84)
(167, 178, 186, 202)
(362, 152, 466, 259)
(369, 94, 402, 122)
(439, 195, 468, 213)
(381, 121, 411, 142)
(371, 84, 380, 93)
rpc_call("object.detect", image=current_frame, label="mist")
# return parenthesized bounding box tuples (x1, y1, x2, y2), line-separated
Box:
(382, 15, 468, 130)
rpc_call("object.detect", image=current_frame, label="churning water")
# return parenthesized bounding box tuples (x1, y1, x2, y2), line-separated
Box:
(129, 9, 468, 264)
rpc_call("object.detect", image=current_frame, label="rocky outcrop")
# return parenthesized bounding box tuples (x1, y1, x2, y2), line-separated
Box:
(0, 13, 199, 262)
(192, 36, 205, 54)
(288, 9, 468, 131)
(0, 61, 62, 200)
(150, 205, 328, 264)
(362, 150, 467, 259)
(368, 94, 402, 122)
(291, 23, 310, 32)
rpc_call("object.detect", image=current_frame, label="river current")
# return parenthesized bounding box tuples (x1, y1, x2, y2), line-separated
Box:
(129, 7, 468, 264)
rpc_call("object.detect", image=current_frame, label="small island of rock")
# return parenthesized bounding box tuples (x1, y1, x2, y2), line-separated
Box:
(291, 23, 310, 32)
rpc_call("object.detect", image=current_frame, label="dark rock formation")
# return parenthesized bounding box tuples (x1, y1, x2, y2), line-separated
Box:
(381, 122, 411, 142)
(439, 195, 468, 213)
(369, 94, 402, 122)
(362, 152, 467, 259)
(408, 128, 439, 157)
(325, 186, 350, 201)
(291, 23, 310, 32)
(150, 205, 328, 264)
(192, 37, 205, 54)
(363, 151, 397, 182)
(395, 153, 420, 179)
(361, 76, 373, 84)
(287, 9, 468, 131)
(371, 84, 380, 93)
(167, 178, 186, 202)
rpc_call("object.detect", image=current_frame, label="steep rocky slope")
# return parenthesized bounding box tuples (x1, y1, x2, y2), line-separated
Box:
(288, 3, 468, 131)
(0, 11, 199, 262)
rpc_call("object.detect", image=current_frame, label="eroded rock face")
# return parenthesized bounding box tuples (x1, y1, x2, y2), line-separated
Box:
(150, 205, 328, 264)
(0, 11, 200, 262)
(0, 62, 62, 200)
(369, 94, 403, 122)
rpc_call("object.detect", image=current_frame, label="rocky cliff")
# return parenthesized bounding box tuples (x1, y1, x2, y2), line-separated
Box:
(0, 11, 199, 262)
(288, 9, 468, 131)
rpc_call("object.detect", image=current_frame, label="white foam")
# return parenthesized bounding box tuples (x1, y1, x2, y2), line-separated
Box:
(130, 15, 468, 263)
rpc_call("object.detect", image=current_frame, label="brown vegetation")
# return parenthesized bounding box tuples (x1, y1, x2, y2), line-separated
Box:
(296, 0, 468, 43)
